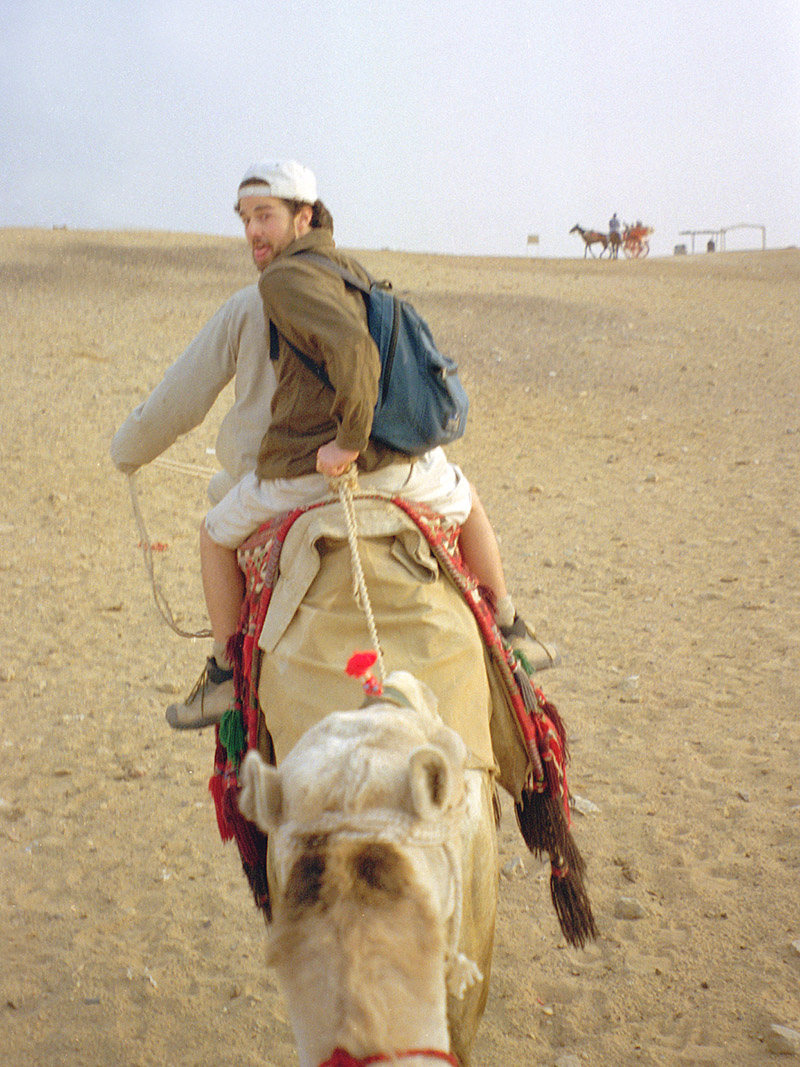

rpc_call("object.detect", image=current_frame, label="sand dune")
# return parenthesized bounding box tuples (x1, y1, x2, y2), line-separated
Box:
(1, 227, 798, 1066)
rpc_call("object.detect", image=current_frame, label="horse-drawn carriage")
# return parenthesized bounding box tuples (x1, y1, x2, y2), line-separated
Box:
(622, 223, 653, 258)
(571, 221, 653, 259)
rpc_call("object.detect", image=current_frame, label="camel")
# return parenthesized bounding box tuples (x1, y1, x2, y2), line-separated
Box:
(215, 495, 594, 1066)
(239, 670, 498, 1067)
(569, 224, 608, 258)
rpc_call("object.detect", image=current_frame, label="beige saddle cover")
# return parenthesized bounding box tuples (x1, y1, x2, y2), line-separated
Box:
(254, 497, 525, 788)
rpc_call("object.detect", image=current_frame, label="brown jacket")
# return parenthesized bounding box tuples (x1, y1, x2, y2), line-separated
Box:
(256, 228, 404, 480)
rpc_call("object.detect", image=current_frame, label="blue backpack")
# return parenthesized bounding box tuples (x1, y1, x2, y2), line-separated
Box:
(269, 251, 469, 456)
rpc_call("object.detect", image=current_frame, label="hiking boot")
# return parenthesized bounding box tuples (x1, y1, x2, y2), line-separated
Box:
(499, 614, 561, 673)
(165, 657, 235, 731)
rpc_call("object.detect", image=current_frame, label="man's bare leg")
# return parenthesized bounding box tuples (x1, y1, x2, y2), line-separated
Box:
(165, 522, 244, 729)
(458, 485, 515, 626)
(199, 521, 245, 660)
(460, 484, 560, 670)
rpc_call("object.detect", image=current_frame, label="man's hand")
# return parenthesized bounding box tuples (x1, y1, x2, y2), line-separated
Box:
(316, 441, 359, 478)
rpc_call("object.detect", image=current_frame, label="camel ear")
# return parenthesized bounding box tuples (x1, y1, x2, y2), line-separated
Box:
(409, 746, 453, 819)
(238, 750, 283, 832)
(430, 724, 467, 773)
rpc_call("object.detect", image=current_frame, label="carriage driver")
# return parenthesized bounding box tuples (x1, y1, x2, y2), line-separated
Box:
(112, 160, 557, 730)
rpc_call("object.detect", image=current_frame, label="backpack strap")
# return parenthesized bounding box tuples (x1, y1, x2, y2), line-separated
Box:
(293, 250, 374, 294)
(269, 317, 334, 390)
(268, 320, 280, 361)
(267, 250, 388, 388)
(294, 250, 393, 296)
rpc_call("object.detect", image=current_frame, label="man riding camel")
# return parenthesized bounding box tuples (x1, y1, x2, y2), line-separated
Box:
(112, 160, 557, 729)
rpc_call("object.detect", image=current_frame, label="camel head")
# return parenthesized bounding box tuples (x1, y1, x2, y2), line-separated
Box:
(238, 671, 477, 1067)
(239, 670, 467, 836)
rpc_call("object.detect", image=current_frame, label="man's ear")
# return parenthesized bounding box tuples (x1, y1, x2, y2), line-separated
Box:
(295, 202, 314, 237)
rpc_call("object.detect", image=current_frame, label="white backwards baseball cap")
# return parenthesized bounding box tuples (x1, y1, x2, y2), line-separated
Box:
(236, 159, 318, 207)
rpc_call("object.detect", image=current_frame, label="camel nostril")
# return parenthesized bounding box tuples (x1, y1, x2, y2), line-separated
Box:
(285, 849, 327, 912)
(351, 843, 406, 898)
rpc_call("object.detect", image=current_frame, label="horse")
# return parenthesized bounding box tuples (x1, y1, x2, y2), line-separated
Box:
(607, 230, 621, 259)
(570, 224, 609, 258)
(239, 669, 498, 1067)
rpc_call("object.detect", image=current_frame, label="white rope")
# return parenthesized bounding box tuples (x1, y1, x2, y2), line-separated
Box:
(127, 472, 212, 639)
(330, 467, 386, 684)
(270, 468, 480, 996)
(275, 804, 463, 851)
(153, 456, 217, 479)
(128, 457, 385, 657)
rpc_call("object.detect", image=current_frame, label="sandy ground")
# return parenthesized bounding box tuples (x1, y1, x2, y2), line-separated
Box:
(1, 227, 799, 1067)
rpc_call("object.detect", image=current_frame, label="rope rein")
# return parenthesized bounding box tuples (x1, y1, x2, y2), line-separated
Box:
(151, 456, 217, 479)
(127, 472, 212, 639)
(321, 468, 480, 996)
(330, 467, 387, 684)
(131, 458, 479, 996)
(127, 460, 387, 670)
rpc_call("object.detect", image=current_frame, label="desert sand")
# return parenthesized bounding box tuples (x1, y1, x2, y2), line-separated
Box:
(1, 227, 798, 1066)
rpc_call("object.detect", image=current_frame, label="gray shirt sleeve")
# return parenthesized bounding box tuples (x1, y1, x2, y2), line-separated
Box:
(110, 293, 241, 474)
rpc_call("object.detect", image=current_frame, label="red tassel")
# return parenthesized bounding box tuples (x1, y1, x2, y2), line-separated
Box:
(534, 685, 569, 755)
(209, 773, 234, 842)
(221, 787, 263, 869)
(345, 650, 382, 696)
(345, 650, 378, 676)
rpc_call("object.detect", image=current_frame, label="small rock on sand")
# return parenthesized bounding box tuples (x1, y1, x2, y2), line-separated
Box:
(766, 1025, 800, 1055)
(614, 897, 647, 920)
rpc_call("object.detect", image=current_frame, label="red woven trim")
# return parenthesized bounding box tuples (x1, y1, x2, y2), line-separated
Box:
(318, 1048, 459, 1067)
(209, 501, 337, 848)
(387, 497, 566, 798)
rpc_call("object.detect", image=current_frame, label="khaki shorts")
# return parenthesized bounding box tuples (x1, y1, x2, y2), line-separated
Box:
(207, 469, 236, 505)
(205, 447, 472, 549)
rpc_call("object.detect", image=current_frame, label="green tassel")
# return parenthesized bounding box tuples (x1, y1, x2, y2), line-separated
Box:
(513, 647, 535, 676)
(219, 707, 246, 770)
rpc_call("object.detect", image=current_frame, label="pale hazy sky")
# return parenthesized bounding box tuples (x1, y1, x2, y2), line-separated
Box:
(3, 0, 799, 258)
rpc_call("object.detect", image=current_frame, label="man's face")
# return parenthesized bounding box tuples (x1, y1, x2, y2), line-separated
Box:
(238, 195, 298, 271)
